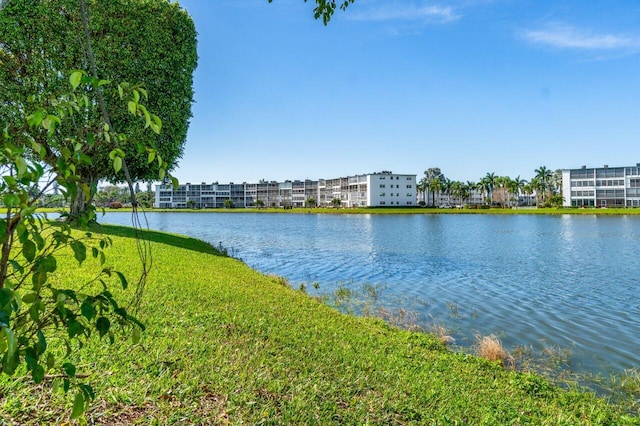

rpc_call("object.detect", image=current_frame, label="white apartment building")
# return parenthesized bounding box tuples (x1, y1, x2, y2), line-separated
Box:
(562, 164, 640, 207)
(155, 172, 417, 208)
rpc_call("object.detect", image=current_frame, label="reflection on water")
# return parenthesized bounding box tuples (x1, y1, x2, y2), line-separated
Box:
(100, 212, 640, 379)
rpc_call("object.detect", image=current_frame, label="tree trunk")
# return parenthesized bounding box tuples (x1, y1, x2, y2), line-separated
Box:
(69, 175, 98, 222)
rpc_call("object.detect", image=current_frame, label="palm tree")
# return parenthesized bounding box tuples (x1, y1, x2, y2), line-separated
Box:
(331, 198, 341, 208)
(428, 178, 441, 207)
(305, 197, 316, 208)
(484, 172, 496, 204)
(416, 178, 428, 205)
(534, 166, 553, 203)
(466, 181, 475, 205)
(522, 182, 533, 206)
(530, 177, 544, 206)
(512, 176, 527, 208)
(255, 199, 265, 209)
(450, 181, 462, 206)
(441, 178, 453, 206)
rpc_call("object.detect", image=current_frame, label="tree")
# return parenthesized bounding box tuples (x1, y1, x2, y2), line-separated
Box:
(416, 178, 428, 205)
(428, 178, 442, 207)
(0, 0, 197, 218)
(534, 166, 553, 204)
(492, 176, 507, 208)
(423, 168, 444, 207)
(224, 199, 234, 209)
(136, 190, 155, 208)
(255, 199, 265, 209)
(512, 176, 527, 208)
(441, 178, 453, 206)
(331, 198, 342, 208)
(480, 172, 496, 205)
(269, 0, 355, 25)
(305, 197, 317, 208)
(0, 72, 158, 419)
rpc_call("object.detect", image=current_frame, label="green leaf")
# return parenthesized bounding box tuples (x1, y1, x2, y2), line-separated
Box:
(3, 193, 19, 208)
(32, 364, 45, 384)
(32, 271, 48, 290)
(132, 328, 142, 344)
(26, 110, 44, 127)
(71, 392, 85, 419)
(81, 300, 95, 321)
(67, 319, 83, 338)
(147, 150, 155, 164)
(152, 114, 162, 132)
(115, 271, 128, 290)
(79, 383, 96, 401)
(15, 156, 27, 178)
(63, 362, 76, 378)
(128, 100, 136, 115)
(38, 255, 57, 273)
(171, 176, 179, 190)
(96, 317, 110, 337)
(22, 240, 36, 262)
(113, 157, 123, 174)
(2, 326, 17, 360)
(36, 330, 46, 355)
(22, 293, 37, 304)
(46, 353, 55, 369)
(69, 70, 83, 90)
(70, 241, 86, 264)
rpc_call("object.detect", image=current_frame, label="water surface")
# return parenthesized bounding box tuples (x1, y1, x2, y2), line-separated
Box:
(100, 212, 640, 380)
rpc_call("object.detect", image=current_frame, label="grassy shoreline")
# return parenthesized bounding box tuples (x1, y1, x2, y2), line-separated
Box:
(34, 206, 640, 215)
(1, 224, 636, 424)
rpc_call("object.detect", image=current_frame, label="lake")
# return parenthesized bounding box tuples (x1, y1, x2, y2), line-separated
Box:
(98, 211, 640, 382)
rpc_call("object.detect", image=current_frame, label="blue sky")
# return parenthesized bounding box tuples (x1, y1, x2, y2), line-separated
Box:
(172, 0, 639, 184)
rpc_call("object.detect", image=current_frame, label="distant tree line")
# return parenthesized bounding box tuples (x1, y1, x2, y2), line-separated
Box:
(416, 166, 564, 208)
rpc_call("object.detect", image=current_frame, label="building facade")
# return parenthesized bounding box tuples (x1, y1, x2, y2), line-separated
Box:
(562, 164, 640, 207)
(155, 172, 417, 208)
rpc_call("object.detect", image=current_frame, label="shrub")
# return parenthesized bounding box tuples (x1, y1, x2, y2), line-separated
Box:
(109, 201, 123, 209)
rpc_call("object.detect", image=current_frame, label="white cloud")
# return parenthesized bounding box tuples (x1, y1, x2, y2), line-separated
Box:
(350, 3, 460, 24)
(523, 23, 639, 51)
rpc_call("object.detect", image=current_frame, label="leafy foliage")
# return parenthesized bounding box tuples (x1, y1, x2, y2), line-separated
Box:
(0, 0, 196, 213)
(0, 73, 161, 418)
(268, 0, 355, 24)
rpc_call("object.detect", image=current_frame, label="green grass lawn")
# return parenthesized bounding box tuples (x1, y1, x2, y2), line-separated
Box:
(1, 224, 637, 424)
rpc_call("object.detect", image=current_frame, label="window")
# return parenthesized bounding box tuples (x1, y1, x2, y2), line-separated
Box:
(407, 201, 412, 205)
(407, 193, 412, 197)
(380, 184, 385, 188)
(397, 193, 400, 196)
(380, 201, 386, 205)
(406, 177, 412, 180)
(407, 185, 412, 188)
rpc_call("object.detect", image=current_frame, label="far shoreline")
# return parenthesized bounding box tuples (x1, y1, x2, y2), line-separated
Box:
(34, 206, 640, 216)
